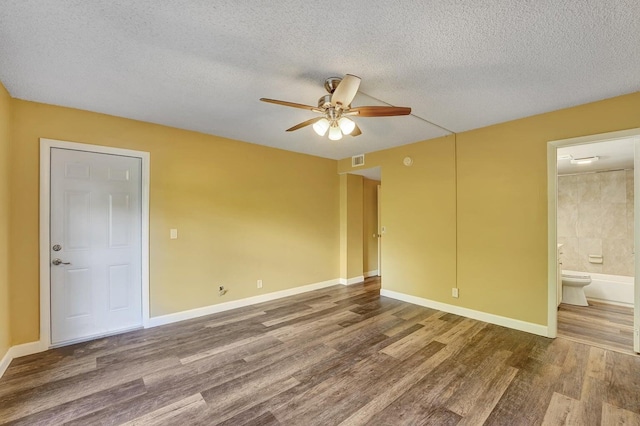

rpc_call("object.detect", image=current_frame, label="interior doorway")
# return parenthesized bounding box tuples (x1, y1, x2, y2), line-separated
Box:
(547, 129, 640, 354)
(40, 139, 151, 348)
(345, 166, 381, 280)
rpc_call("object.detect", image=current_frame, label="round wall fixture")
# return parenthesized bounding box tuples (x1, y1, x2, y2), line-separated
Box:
(403, 156, 413, 166)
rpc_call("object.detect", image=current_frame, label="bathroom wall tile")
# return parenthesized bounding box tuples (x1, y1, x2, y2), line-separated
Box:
(602, 238, 634, 276)
(576, 202, 603, 238)
(557, 203, 578, 237)
(558, 170, 633, 276)
(583, 260, 603, 274)
(578, 237, 603, 273)
(601, 203, 628, 240)
(600, 170, 626, 203)
(577, 173, 601, 203)
(558, 175, 578, 205)
(578, 237, 602, 256)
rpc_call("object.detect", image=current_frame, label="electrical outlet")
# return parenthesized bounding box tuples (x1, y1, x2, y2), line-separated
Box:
(257, 279, 263, 289)
(452, 288, 459, 298)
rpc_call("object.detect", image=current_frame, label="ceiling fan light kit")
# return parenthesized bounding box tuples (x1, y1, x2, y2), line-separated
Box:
(312, 118, 330, 136)
(328, 125, 343, 141)
(338, 117, 356, 135)
(260, 74, 411, 141)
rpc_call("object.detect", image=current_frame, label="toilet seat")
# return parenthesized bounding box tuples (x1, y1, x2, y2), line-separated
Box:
(562, 273, 590, 281)
(561, 272, 591, 306)
(561, 273, 592, 286)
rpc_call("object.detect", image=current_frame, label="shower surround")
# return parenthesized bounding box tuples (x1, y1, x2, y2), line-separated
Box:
(557, 169, 634, 277)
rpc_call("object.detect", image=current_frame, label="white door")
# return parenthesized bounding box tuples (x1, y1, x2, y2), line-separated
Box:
(50, 148, 142, 345)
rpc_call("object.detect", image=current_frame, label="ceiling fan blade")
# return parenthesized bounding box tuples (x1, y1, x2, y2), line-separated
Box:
(331, 74, 361, 107)
(349, 106, 411, 117)
(350, 123, 362, 137)
(260, 98, 317, 111)
(285, 117, 323, 132)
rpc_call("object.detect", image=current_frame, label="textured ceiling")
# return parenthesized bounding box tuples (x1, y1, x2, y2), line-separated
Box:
(1, 1, 639, 160)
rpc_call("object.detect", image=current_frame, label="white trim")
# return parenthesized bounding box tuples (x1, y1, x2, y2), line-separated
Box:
(547, 128, 640, 147)
(547, 141, 559, 337)
(0, 341, 46, 378)
(0, 348, 12, 378)
(39, 138, 151, 349)
(147, 278, 341, 328)
(635, 138, 640, 353)
(364, 270, 379, 278)
(380, 289, 548, 337)
(547, 128, 640, 343)
(339, 276, 365, 286)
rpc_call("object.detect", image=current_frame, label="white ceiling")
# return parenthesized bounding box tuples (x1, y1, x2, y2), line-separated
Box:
(557, 138, 635, 175)
(1, 1, 639, 160)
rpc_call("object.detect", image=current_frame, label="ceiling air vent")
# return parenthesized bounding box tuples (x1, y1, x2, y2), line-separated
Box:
(352, 154, 365, 167)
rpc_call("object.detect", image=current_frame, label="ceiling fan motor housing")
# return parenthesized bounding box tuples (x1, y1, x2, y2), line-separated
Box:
(318, 94, 332, 108)
(324, 77, 342, 94)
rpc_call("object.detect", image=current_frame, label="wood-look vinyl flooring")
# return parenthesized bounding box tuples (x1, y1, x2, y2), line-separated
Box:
(558, 300, 635, 355)
(2, 277, 640, 425)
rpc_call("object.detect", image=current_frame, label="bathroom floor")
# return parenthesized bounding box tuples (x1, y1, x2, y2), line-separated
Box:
(558, 300, 635, 355)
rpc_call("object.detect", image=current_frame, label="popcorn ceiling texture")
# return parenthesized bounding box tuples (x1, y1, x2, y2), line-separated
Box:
(558, 170, 634, 277)
(0, 1, 639, 159)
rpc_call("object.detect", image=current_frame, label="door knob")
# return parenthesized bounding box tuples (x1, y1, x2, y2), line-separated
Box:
(52, 258, 71, 266)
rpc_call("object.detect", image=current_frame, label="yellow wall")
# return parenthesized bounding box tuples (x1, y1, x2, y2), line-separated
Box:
(0, 83, 11, 357)
(339, 92, 640, 326)
(363, 178, 379, 274)
(6, 87, 640, 346)
(10, 100, 340, 344)
(354, 137, 458, 301)
(339, 174, 363, 279)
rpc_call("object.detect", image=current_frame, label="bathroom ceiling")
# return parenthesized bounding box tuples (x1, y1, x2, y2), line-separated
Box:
(0, 1, 639, 160)
(557, 138, 635, 175)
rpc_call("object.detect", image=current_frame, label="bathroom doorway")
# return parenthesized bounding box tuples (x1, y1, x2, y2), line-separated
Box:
(547, 129, 640, 354)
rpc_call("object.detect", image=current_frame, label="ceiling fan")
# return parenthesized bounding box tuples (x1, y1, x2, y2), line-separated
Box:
(260, 74, 411, 141)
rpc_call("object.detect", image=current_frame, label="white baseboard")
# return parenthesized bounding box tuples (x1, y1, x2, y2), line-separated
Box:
(0, 341, 47, 378)
(364, 270, 379, 278)
(339, 276, 365, 286)
(148, 278, 341, 328)
(380, 289, 548, 337)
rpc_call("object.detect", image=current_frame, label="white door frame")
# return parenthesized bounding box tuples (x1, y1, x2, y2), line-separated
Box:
(547, 128, 640, 350)
(377, 184, 382, 277)
(39, 138, 151, 349)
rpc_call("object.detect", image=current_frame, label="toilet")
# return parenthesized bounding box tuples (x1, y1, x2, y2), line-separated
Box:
(561, 272, 592, 306)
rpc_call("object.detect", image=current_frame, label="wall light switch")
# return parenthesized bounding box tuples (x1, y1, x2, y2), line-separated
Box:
(170, 229, 178, 239)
